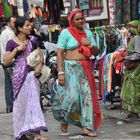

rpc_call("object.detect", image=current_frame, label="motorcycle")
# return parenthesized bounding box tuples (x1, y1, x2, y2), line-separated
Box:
(40, 43, 58, 110)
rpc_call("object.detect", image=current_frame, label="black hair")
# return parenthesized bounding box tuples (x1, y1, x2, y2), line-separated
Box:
(5, 16, 15, 23)
(29, 18, 36, 23)
(15, 16, 29, 34)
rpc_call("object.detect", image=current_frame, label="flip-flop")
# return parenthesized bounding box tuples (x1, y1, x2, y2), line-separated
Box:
(82, 127, 97, 137)
(60, 123, 69, 136)
(69, 135, 84, 139)
(34, 135, 48, 140)
(59, 132, 70, 136)
(83, 131, 97, 137)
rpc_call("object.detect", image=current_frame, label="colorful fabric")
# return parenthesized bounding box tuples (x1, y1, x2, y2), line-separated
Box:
(6, 39, 48, 139)
(57, 28, 96, 50)
(0, 2, 4, 17)
(81, 60, 101, 128)
(53, 8, 101, 129)
(108, 0, 116, 24)
(103, 54, 111, 102)
(128, 20, 140, 35)
(6, 40, 32, 99)
(68, 8, 100, 128)
(52, 60, 100, 129)
(13, 72, 48, 140)
(131, 0, 139, 20)
(121, 26, 140, 113)
(110, 0, 139, 24)
(67, 27, 92, 58)
(122, 0, 131, 23)
(115, 0, 122, 24)
(121, 64, 140, 113)
(1, 0, 12, 17)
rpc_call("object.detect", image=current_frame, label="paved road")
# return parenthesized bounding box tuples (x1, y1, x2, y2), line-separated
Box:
(0, 65, 140, 140)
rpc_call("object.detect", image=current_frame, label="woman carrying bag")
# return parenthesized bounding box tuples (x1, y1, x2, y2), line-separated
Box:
(3, 16, 48, 140)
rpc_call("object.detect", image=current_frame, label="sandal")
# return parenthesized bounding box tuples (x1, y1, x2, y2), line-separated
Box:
(34, 134, 48, 140)
(60, 123, 70, 136)
(60, 123, 68, 133)
(84, 131, 97, 137)
(82, 127, 97, 137)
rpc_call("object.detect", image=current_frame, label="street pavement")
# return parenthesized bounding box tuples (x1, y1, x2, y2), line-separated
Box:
(0, 65, 140, 140)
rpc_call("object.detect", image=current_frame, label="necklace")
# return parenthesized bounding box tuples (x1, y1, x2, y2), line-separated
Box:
(16, 36, 28, 44)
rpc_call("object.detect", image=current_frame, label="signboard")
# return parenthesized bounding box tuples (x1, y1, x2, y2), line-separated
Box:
(85, 0, 108, 21)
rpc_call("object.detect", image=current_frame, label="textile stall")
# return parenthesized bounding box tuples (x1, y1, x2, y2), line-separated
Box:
(91, 24, 127, 104)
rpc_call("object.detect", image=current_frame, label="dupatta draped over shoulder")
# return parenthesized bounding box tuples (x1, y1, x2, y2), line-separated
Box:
(67, 8, 101, 129)
(7, 40, 33, 99)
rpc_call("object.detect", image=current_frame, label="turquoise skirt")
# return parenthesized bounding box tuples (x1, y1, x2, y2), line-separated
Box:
(52, 60, 95, 130)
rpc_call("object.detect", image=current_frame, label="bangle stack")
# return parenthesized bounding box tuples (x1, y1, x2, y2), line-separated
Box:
(58, 71, 64, 76)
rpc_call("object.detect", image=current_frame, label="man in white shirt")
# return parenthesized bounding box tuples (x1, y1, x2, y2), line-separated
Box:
(0, 16, 16, 113)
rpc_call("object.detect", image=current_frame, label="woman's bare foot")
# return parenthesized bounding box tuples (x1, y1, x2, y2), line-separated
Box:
(60, 123, 68, 133)
(60, 123, 70, 136)
(34, 134, 48, 140)
(82, 127, 97, 137)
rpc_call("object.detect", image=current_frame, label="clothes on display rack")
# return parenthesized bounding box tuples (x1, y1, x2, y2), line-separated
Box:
(92, 25, 127, 103)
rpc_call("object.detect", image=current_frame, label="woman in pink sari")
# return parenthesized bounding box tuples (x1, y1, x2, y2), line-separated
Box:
(52, 8, 101, 137)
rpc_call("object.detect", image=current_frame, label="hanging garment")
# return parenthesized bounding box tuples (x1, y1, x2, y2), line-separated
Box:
(79, 0, 89, 10)
(1, 0, 12, 17)
(16, 0, 24, 16)
(48, 0, 62, 23)
(121, 64, 140, 113)
(0, 1, 4, 17)
(8, 0, 16, 5)
(29, 6, 36, 18)
(23, 0, 29, 14)
(115, 0, 138, 24)
(108, 0, 116, 24)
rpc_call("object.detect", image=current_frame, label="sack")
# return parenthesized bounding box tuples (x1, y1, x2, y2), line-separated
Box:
(38, 65, 51, 84)
(27, 49, 51, 83)
(27, 49, 40, 68)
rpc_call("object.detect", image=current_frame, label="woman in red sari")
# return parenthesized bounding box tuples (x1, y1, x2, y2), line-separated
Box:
(52, 8, 101, 137)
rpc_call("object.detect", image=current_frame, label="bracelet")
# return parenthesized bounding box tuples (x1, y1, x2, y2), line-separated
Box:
(88, 43, 94, 48)
(58, 71, 64, 76)
(58, 68, 63, 71)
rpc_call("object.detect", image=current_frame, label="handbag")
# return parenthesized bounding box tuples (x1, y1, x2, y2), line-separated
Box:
(27, 49, 40, 67)
(27, 49, 51, 83)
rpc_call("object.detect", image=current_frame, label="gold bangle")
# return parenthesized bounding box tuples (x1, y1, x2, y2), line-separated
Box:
(58, 67, 63, 70)
(58, 68, 63, 72)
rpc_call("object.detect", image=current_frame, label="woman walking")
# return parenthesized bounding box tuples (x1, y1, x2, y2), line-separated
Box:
(3, 16, 48, 140)
(52, 8, 101, 137)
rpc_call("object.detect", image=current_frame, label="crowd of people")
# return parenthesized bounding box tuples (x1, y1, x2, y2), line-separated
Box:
(0, 7, 139, 140)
